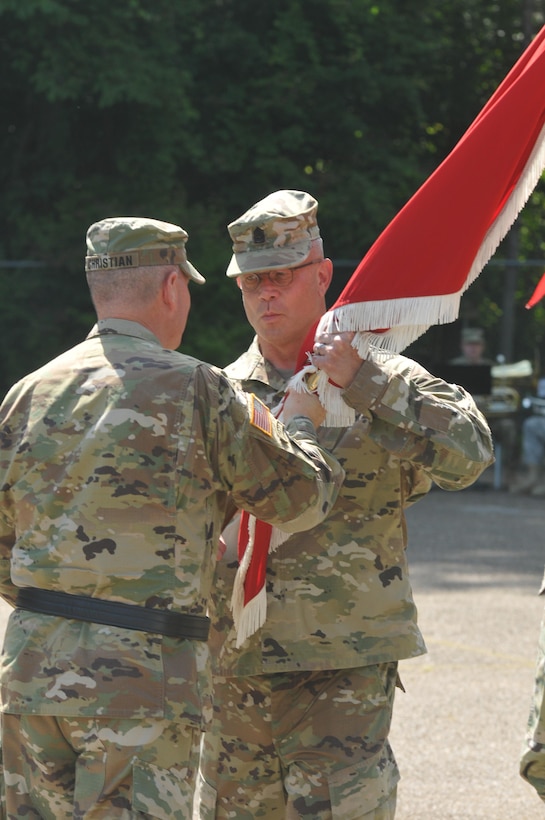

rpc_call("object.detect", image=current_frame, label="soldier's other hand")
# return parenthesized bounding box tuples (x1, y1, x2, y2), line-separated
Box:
(282, 389, 325, 429)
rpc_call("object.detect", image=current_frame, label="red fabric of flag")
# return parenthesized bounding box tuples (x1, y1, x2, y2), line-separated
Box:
(526, 271, 545, 308)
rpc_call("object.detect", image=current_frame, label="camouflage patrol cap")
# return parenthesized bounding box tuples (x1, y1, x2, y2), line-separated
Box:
(226, 190, 321, 277)
(85, 216, 205, 284)
(462, 327, 485, 343)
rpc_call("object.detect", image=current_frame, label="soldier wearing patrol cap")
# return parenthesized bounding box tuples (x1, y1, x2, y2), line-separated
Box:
(449, 326, 519, 486)
(0, 216, 345, 817)
(197, 191, 494, 819)
(449, 327, 493, 365)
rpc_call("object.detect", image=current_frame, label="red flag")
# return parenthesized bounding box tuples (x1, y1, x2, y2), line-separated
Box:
(526, 271, 545, 308)
(294, 24, 545, 425)
(230, 514, 271, 645)
(325, 24, 545, 350)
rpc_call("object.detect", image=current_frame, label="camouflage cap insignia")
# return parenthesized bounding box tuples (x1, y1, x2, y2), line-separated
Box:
(226, 190, 321, 277)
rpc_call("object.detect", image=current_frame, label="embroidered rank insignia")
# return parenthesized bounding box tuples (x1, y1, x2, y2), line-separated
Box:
(249, 393, 273, 436)
(252, 227, 266, 245)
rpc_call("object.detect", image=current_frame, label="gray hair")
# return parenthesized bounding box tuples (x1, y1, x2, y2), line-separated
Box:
(86, 264, 175, 309)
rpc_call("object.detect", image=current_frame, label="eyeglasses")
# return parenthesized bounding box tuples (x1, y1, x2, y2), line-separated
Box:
(238, 259, 320, 292)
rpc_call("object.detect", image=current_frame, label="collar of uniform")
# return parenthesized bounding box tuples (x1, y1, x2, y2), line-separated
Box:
(225, 336, 286, 391)
(86, 318, 161, 346)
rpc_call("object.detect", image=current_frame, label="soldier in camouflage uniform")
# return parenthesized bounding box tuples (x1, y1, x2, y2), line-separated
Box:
(520, 569, 545, 801)
(195, 191, 495, 819)
(0, 216, 345, 818)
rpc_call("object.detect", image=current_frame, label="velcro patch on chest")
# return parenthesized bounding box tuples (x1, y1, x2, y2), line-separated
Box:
(249, 393, 273, 437)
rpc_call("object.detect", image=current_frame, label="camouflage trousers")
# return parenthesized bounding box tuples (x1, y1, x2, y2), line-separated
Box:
(520, 610, 545, 801)
(1, 713, 201, 819)
(195, 663, 400, 819)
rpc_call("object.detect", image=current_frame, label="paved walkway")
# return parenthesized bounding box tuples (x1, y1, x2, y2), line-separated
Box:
(391, 476, 544, 819)
(0, 471, 542, 817)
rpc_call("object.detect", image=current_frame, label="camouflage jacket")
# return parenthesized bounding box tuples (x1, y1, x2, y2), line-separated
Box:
(0, 320, 343, 726)
(209, 337, 494, 675)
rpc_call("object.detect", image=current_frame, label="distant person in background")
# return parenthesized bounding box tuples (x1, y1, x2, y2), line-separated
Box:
(450, 327, 518, 486)
(511, 378, 545, 496)
(449, 327, 493, 365)
(520, 568, 545, 802)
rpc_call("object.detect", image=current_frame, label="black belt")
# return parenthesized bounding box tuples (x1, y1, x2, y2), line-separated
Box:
(15, 587, 210, 641)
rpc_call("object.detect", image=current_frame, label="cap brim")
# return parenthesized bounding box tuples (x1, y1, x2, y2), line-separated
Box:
(182, 259, 206, 284)
(226, 243, 311, 278)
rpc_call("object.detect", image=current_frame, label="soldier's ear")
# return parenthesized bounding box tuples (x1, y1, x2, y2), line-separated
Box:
(317, 258, 333, 295)
(161, 268, 182, 309)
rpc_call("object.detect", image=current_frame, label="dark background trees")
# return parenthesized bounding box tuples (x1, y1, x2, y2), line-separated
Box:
(0, 0, 544, 397)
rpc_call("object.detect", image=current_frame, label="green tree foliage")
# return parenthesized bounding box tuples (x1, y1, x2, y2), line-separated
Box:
(0, 0, 544, 395)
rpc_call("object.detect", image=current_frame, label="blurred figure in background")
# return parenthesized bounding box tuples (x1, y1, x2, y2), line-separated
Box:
(449, 327, 493, 365)
(449, 327, 519, 487)
(511, 378, 545, 496)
